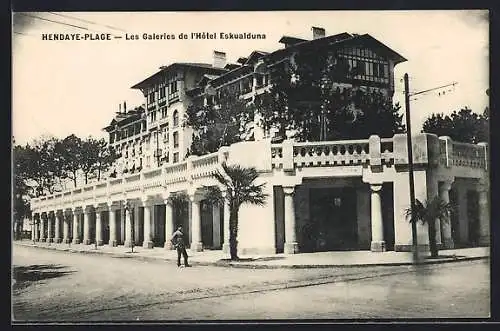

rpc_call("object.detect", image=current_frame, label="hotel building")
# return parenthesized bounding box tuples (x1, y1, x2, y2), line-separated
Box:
(30, 27, 489, 255)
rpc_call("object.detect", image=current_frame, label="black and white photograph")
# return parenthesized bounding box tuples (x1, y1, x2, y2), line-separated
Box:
(11, 10, 490, 322)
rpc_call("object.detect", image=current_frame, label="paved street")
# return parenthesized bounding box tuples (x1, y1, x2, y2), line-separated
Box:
(12, 245, 489, 321)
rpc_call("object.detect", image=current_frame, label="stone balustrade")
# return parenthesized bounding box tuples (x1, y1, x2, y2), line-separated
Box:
(293, 139, 371, 168)
(30, 134, 488, 212)
(451, 141, 486, 168)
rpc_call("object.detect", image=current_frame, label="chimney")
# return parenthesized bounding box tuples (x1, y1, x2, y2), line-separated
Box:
(123, 101, 127, 112)
(119, 103, 121, 113)
(312, 26, 326, 40)
(213, 50, 227, 68)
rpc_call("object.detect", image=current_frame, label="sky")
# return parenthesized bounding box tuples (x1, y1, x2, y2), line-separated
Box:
(12, 10, 489, 146)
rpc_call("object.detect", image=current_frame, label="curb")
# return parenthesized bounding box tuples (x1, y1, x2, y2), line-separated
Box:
(221, 256, 489, 269)
(14, 242, 489, 269)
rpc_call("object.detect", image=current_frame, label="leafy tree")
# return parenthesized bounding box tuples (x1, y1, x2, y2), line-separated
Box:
(205, 163, 268, 260)
(166, 192, 190, 244)
(59, 134, 83, 187)
(257, 45, 405, 141)
(185, 87, 254, 156)
(13, 145, 32, 239)
(422, 107, 489, 144)
(80, 137, 101, 185)
(405, 197, 453, 258)
(94, 138, 119, 181)
(15, 137, 65, 196)
(79, 137, 117, 184)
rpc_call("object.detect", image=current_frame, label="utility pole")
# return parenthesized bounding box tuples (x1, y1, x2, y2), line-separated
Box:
(403, 73, 418, 263)
(403, 75, 458, 263)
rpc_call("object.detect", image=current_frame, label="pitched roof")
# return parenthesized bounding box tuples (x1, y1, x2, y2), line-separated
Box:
(243, 50, 269, 65)
(131, 63, 228, 89)
(278, 36, 308, 46)
(103, 106, 145, 131)
(269, 33, 406, 64)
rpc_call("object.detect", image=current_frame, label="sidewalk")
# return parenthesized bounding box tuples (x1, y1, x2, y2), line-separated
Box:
(14, 240, 489, 268)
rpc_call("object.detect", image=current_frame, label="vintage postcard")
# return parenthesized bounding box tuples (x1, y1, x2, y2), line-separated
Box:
(12, 10, 490, 322)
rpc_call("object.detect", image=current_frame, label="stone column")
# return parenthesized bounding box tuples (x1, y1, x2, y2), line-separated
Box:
(33, 214, 39, 241)
(95, 205, 103, 246)
(190, 195, 203, 252)
(31, 214, 36, 241)
(83, 207, 92, 245)
(142, 198, 154, 249)
(439, 181, 454, 249)
(164, 199, 174, 249)
(40, 213, 47, 242)
(222, 194, 231, 254)
(283, 186, 298, 254)
(72, 208, 80, 244)
(212, 202, 221, 249)
(123, 201, 133, 248)
(121, 208, 126, 244)
(370, 184, 385, 252)
(134, 205, 141, 245)
(108, 202, 118, 247)
(478, 185, 490, 246)
(55, 211, 62, 243)
(47, 212, 54, 243)
(63, 211, 71, 244)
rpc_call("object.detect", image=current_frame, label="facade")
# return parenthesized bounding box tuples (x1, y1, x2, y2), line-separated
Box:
(29, 27, 490, 255)
(104, 27, 406, 177)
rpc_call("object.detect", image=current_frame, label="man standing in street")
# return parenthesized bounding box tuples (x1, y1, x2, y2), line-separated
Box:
(171, 226, 190, 267)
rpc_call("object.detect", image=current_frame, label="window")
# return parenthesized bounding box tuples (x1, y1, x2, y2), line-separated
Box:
(173, 152, 179, 163)
(173, 110, 179, 127)
(338, 49, 389, 84)
(334, 197, 342, 207)
(161, 108, 167, 119)
(256, 74, 264, 87)
(163, 126, 169, 142)
(168, 81, 179, 101)
(170, 81, 178, 93)
(159, 86, 166, 99)
(148, 91, 155, 104)
(355, 60, 366, 75)
(173, 131, 179, 148)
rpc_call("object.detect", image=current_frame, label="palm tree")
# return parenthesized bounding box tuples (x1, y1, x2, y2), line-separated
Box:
(205, 163, 268, 261)
(166, 191, 190, 240)
(405, 196, 453, 258)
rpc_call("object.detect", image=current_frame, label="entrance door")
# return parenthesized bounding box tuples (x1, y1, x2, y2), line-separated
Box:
(309, 187, 358, 251)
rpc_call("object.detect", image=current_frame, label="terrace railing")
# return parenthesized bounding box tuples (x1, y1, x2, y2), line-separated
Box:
(30, 134, 487, 211)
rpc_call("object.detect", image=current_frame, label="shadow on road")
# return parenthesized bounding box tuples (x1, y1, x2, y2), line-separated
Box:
(12, 264, 75, 292)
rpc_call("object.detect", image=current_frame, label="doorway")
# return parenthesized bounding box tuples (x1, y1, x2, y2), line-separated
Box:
(467, 190, 479, 246)
(308, 187, 358, 251)
(200, 200, 214, 248)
